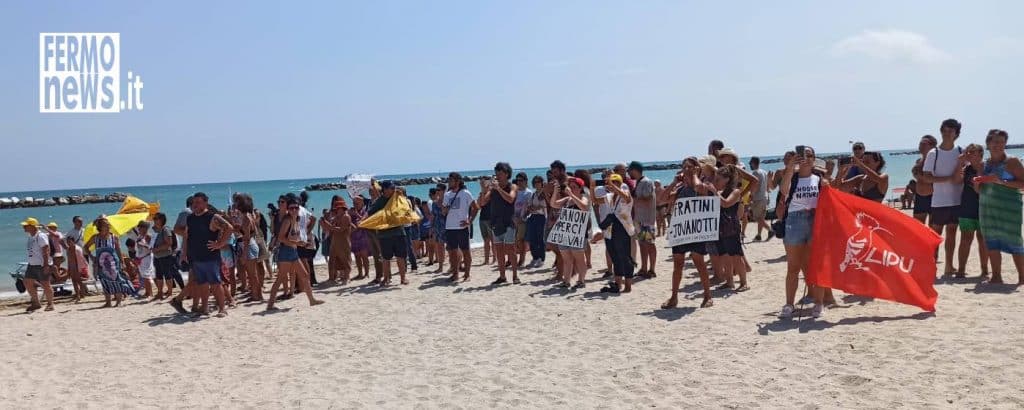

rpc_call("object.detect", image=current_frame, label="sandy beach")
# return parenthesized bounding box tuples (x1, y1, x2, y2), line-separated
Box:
(2, 225, 1023, 409)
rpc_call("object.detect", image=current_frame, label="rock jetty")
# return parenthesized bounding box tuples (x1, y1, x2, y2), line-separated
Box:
(0, 192, 129, 210)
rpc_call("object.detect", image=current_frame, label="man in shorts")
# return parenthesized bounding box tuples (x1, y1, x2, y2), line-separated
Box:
(922, 119, 964, 276)
(748, 157, 772, 241)
(443, 173, 479, 282)
(367, 181, 410, 286)
(21, 218, 54, 312)
(180, 193, 233, 317)
(629, 161, 658, 278)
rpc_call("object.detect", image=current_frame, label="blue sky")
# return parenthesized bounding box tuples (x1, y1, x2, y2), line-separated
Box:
(1, 1, 1021, 192)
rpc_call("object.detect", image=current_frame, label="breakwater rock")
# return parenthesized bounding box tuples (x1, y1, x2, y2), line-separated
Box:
(0, 192, 129, 210)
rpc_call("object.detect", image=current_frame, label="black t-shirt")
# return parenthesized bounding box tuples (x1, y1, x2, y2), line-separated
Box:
(186, 211, 220, 262)
(489, 183, 515, 231)
(959, 165, 980, 219)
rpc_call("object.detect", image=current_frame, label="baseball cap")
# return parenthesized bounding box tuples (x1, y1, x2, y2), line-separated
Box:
(608, 174, 623, 185)
(20, 217, 39, 227)
(46, 222, 58, 229)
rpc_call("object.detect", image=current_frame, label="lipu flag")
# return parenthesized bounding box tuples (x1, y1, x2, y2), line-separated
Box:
(807, 186, 942, 311)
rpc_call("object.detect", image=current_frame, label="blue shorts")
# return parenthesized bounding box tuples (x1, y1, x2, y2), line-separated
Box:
(277, 245, 299, 262)
(783, 210, 815, 246)
(193, 260, 222, 285)
(493, 226, 516, 244)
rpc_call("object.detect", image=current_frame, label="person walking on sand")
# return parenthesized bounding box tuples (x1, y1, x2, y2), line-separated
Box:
(267, 197, 326, 310)
(181, 192, 234, 317)
(443, 173, 479, 282)
(922, 119, 964, 277)
(628, 161, 659, 278)
(481, 162, 520, 285)
(661, 158, 715, 309)
(21, 218, 54, 312)
(367, 181, 410, 286)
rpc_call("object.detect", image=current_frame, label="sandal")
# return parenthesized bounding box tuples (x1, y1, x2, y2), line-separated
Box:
(492, 277, 508, 285)
(736, 285, 750, 293)
(599, 284, 620, 294)
(716, 283, 735, 291)
(700, 297, 713, 308)
(660, 298, 678, 309)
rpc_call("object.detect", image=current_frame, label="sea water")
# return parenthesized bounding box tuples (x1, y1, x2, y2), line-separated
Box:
(2, 148, 1020, 292)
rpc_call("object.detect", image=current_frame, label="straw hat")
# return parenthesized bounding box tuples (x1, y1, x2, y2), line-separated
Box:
(717, 147, 739, 162)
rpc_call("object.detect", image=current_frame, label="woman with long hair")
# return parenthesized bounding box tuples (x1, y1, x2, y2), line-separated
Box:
(266, 198, 324, 310)
(349, 196, 371, 281)
(661, 157, 715, 308)
(549, 177, 590, 289)
(779, 146, 834, 319)
(321, 195, 354, 285)
(977, 129, 1024, 284)
(713, 165, 749, 292)
(953, 143, 989, 278)
(525, 176, 547, 269)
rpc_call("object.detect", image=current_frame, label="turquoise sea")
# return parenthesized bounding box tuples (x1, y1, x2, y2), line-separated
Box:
(3, 148, 1022, 292)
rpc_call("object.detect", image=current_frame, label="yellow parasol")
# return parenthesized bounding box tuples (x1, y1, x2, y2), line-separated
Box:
(358, 194, 421, 231)
(82, 196, 160, 245)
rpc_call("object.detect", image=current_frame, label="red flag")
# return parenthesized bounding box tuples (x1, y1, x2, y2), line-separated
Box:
(807, 186, 942, 311)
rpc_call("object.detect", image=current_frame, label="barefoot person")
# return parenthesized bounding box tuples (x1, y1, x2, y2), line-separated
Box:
(978, 129, 1024, 285)
(367, 181, 410, 286)
(524, 176, 547, 269)
(443, 173, 479, 282)
(482, 162, 520, 285)
(628, 161, 658, 278)
(266, 197, 325, 310)
(954, 144, 989, 278)
(152, 213, 182, 300)
(20, 218, 54, 312)
(84, 217, 133, 308)
(181, 192, 234, 317)
(911, 135, 938, 224)
(233, 194, 264, 301)
(65, 236, 89, 302)
(549, 176, 590, 289)
(321, 195, 353, 285)
(661, 158, 715, 308)
(779, 146, 834, 319)
(922, 119, 964, 277)
(428, 188, 447, 274)
(349, 196, 371, 280)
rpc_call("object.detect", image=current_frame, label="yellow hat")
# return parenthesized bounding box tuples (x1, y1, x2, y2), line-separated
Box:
(20, 217, 39, 227)
(608, 174, 623, 185)
(46, 222, 58, 229)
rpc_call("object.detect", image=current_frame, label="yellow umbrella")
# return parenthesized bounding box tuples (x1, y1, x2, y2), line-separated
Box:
(82, 212, 150, 246)
(116, 195, 160, 217)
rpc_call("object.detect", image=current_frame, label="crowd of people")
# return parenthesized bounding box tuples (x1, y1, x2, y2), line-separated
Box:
(17, 118, 1024, 318)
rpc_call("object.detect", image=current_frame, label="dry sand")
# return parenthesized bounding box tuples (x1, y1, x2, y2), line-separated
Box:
(2, 224, 1024, 409)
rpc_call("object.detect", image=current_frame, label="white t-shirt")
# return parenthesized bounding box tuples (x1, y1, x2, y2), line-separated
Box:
(595, 184, 630, 222)
(26, 231, 49, 265)
(65, 227, 84, 247)
(297, 206, 313, 243)
(923, 146, 964, 208)
(443, 189, 475, 230)
(788, 175, 821, 212)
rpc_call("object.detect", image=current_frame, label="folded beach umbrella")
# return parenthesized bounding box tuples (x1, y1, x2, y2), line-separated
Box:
(358, 194, 421, 231)
(82, 212, 151, 245)
(116, 195, 160, 217)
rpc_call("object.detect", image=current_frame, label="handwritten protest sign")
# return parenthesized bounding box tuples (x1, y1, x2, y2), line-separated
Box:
(666, 197, 719, 247)
(546, 207, 589, 249)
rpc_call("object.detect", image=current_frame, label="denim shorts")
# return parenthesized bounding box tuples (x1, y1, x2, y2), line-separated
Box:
(493, 226, 516, 244)
(193, 260, 222, 285)
(783, 210, 815, 246)
(277, 245, 299, 262)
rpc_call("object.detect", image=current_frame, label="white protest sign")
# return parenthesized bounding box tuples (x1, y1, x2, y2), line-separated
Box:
(546, 207, 589, 249)
(666, 197, 720, 247)
(345, 174, 373, 200)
